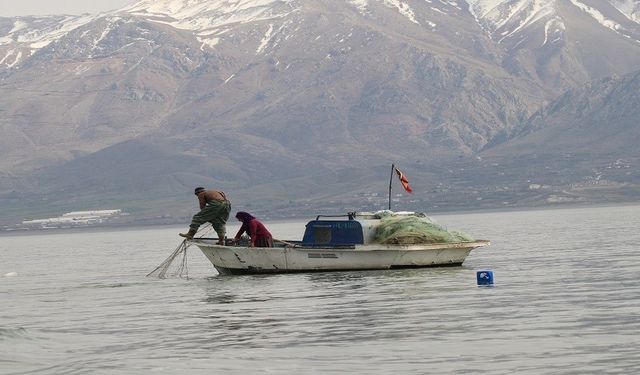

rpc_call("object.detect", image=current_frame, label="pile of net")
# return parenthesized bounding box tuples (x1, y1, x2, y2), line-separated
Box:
(372, 212, 474, 245)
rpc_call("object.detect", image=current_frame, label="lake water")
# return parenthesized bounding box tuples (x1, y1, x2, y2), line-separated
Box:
(1, 205, 639, 374)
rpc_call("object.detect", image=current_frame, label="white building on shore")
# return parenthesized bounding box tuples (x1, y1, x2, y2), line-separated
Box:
(20, 209, 124, 229)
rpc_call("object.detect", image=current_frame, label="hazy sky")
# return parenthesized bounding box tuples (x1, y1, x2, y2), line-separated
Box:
(0, 0, 134, 17)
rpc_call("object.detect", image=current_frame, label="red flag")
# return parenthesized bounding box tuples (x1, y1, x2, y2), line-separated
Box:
(395, 167, 413, 193)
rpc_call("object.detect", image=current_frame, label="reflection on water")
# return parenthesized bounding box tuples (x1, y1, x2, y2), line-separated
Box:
(1, 205, 640, 374)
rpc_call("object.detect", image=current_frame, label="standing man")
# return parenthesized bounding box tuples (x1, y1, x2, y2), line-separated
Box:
(180, 186, 231, 244)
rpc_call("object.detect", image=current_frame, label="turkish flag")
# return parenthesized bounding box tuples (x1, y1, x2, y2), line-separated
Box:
(395, 167, 413, 193)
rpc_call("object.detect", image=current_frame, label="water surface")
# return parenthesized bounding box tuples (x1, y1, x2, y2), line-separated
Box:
(1, 205, 639, 374)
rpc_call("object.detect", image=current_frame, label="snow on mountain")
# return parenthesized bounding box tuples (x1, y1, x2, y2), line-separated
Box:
(348, 0, 369, 12)
(465, 0, 640, 45)
(119, 0, 299, 49)
(381, 0, 420, 24)
(465, 0, 562, 45)
(0, 14, 96, 67)
(0, 0, 457, 71)
(0, 1, 302, 68)
(0, 15, 95, 49)
(1, 0, 639, 76)
(569, 0, 639, 43)
(610, 0, 640, 22)
(4, 0, 637, 70)
(119, 0, 428, 47)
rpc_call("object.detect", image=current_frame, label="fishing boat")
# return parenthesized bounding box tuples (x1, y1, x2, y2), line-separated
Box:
(190, 211, 489, 275)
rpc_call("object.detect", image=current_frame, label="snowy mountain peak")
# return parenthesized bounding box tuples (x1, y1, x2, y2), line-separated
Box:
(0, 14, 98, 67)
(119, 0, 299, 48)
(2, 0, 640, 70)
(466, 0, 640, 45)
(568, 0, 640, 41)
(466, 0, 561, 44)
(121, 0, 296, 23)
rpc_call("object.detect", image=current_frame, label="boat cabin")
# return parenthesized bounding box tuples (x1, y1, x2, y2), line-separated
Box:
(302, 214, 364, 247)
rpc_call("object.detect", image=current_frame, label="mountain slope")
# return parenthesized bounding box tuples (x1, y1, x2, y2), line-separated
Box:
(2, 0, 640, 225)
(484, 69, 640, 157)
(0, 0, 537, 172)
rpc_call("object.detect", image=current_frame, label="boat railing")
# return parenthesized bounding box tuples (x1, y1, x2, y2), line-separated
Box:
(315, 212, 357, 220)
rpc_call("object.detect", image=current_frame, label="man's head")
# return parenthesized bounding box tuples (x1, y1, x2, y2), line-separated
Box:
(194, 187, 205, 195)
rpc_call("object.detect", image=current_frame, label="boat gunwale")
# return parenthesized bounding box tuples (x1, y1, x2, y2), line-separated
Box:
(190, 239, 490, 251)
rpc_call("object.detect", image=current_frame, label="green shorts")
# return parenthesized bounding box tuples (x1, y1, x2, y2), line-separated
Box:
(190, 200, 231, 235)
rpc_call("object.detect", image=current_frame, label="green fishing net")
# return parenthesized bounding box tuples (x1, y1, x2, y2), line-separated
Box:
(372, 214, 474, 245)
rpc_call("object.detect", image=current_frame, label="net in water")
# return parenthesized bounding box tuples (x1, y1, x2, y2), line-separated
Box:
(146, 240, 191, 279)
(147, 224, 215, 278)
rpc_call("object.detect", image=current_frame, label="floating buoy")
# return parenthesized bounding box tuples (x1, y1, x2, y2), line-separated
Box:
(476, 269, 494, 286)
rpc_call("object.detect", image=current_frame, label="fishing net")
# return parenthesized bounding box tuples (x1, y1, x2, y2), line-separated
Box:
(372, 213, 474, 245)
(146, 240, 191, 279)
(146, 224, 213, 279)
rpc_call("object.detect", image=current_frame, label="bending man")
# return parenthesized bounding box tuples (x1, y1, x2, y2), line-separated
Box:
(180, 186, 231, 244)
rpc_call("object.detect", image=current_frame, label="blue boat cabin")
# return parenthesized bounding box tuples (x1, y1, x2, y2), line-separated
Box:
(302, 216, 364, 247)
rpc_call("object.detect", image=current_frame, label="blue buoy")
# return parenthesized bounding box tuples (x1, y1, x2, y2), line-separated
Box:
(477, 269, 494, 286)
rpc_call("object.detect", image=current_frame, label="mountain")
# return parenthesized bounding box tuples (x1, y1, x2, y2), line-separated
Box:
(486, 69, 640, 157)
(469, 68, 640, 208)
(1, 0, 640, 226)
(467, 0, 640, 89)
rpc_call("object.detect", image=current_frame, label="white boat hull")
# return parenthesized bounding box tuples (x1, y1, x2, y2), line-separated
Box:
(192, 240, 490, 275)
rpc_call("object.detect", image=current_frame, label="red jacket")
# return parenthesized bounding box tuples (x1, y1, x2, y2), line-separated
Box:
(234, 219, 272, 246)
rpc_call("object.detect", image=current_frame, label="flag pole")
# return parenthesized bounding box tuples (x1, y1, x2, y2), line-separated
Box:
(388, 163, 394, 210)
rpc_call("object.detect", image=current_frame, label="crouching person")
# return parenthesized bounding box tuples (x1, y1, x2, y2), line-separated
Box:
(233, 211, 273, 247)
(180, 186, 231, 244)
